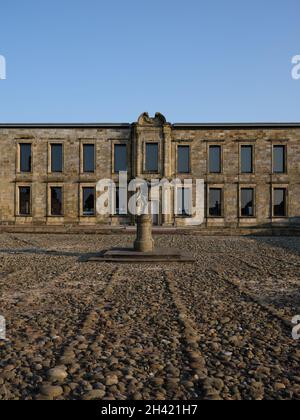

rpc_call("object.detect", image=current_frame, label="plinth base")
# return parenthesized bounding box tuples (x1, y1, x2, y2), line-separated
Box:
(86, 248, 194, 263)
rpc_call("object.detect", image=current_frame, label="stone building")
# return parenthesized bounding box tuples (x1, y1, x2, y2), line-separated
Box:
(0, 112, 299, 233)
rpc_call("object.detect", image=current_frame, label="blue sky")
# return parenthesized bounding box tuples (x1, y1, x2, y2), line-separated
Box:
(0, 0, 299, 123)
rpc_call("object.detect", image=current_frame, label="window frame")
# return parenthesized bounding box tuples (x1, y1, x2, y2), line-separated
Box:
(143, 142, 160, 174)
(47, 184, 64, 217)
(16, 184, 32, 217)
(81, 185, 96, 217)
(272, 187, 288, 218)
(112, 185, 128, 216)
(209, 145, 222, 174)
(208, 186, 223, 218)
(272, 144, 287, 174)
(113, 143, 128, 174)
(177, 144, 191, 174)
(240, 187, 256, 218)
(81, 143, 96, 174)
(48, 142, 64, 174)
(18, 142, 32, 174)
(240, 144, 254, 174)
(175, 186, 193, 218)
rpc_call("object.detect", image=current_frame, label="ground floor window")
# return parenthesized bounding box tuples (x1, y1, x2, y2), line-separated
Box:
(273, 188, 287, 217)
(209, 188, 222, 217)
(115, 187, 128, 215)
(241, 188, 255, 217)
(83, 187, 95, 216)
(51, 187, 63, 216)
(19, 187, 31, 215)
(176, 187, 192, 216)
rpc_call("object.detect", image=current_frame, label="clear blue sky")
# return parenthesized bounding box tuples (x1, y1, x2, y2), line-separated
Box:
(0, 0, 299, 123)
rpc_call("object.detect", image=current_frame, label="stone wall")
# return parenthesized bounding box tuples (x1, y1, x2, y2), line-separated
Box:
(0, 113, 299, 231)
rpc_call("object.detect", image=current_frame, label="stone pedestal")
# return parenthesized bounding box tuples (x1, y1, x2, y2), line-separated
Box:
(134, 215, 154, 252)
(86, 210, 194, 263)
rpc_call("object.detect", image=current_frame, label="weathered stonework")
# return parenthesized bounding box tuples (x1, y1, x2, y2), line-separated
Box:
(0, 113, 299, 232)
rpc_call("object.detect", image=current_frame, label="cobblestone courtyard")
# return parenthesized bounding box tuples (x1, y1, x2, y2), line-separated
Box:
(0, 234, 299, 400)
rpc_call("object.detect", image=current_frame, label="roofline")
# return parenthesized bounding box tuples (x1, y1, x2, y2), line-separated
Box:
(0, 123, 131, 129)
(0, 122, 299, 129)
(172, 123, 300, 129)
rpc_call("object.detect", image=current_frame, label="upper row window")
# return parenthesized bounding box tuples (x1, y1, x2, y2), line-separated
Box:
(208, 144, 287, 174)
(83, 144, 95, 173)
(51, 144, 63, 173)
(177, 145, 191, 173)
(17, 143, 288, 174)
(273, 145, 286, 173)
(209, 146, 221, 173)
(241, 145, 253, 173)
(114, 144, 127, 173)
(20, 144, 32, 173)
(145, 143, 159, 173)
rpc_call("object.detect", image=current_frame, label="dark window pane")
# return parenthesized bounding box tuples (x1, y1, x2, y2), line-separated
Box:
(273, 146, 286, 173)
(209, 146, 221, 173)
(51, 187, 62, 216)
(20, 144, 32, 172)
(114, 145, 127, 172)
(178, 146, 190, 173)
(274, 189, 286, 217)
(241, 146, 253, 173)
(145, 143, 159, 172)
(177, 188, 192, 216)
(83, 145, 95, 173)
(209, 189, 222, 216)
(241, 188, 254, 217)
(51, 144, 63, 172)
(19, 187, 31, 215)
(83, 187, 95, 216)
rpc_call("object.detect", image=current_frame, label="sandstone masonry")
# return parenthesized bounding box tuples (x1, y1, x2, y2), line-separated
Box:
(0, 112, 299, 233)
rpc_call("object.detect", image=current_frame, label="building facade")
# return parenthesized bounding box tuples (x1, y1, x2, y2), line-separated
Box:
(0, 112, 300, 232)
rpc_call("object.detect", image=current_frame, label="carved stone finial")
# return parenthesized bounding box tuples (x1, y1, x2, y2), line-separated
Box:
(137, 112, 167, 127)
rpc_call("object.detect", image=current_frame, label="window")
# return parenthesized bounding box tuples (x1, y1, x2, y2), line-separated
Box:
(177, 146, 190, 173)
(50, 187, 63, 216)
(83, 144, 95, 173)
(19, 187, 31, 215)
(273, 145, 286, 173)
(176, 187, 192, 216)
(209, 146, 221, 173)
(145, 143, 159, 172)
(241, 146, 253, 173)
(241, 188, 255, 217)
(83, 187, 95, 216)
(115, 187, 127, 215)
(209, 188, 222, 217)
(113, 144, 127, 173)
(51, 144, 63, 173)
(20, 144, 32, 172)
(273, 188, 287, 217)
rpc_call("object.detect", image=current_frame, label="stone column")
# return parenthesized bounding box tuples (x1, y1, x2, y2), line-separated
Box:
(162, 124, 173, 226)
(135, 126, 142, 178)
(134, 215, 154, 252)
(163, 124, 172, 178)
